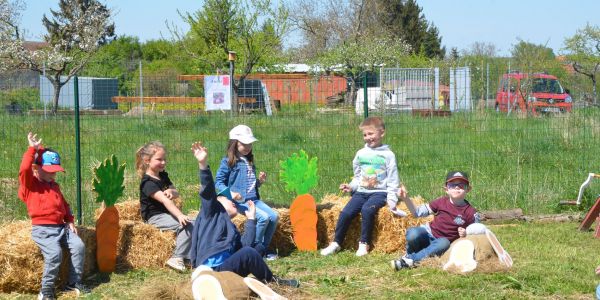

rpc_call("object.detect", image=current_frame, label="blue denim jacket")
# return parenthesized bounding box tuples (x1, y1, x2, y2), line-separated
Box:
(215, 157, 261, 201)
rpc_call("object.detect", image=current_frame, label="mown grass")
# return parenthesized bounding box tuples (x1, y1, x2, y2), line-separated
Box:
(1, 221, 598, 299)
(1, 108, 600, 224)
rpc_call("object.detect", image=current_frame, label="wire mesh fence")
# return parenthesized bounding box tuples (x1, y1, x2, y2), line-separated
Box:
(1, 59, 599, 225)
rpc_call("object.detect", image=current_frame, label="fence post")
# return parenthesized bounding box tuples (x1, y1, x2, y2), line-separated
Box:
(73, 75, 82, 225)
(139, 60, 144, 122)
(363, 73, 368, 118)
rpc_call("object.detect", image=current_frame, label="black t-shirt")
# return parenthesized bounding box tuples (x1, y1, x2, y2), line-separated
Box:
(140, 171, 173, 221)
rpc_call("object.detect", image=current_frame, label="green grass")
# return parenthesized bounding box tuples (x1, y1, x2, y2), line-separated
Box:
(1, 221, 598, 299)
(1, 108, 600, 224)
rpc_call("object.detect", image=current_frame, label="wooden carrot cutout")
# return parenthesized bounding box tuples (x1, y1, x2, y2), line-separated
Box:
(280, 150, 319, 251)
(93, 155, 125, 273)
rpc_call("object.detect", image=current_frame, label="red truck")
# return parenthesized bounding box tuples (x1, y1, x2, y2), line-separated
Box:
(495, 72, 572, 115)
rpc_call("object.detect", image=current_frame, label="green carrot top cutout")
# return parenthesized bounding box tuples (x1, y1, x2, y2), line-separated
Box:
(92, 155, 126, 207)
(279, 150, 319, 196)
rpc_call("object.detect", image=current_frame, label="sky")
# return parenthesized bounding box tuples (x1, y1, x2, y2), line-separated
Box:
(18, 0, 600, 57)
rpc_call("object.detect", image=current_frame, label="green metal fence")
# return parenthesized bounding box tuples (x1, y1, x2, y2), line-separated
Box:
(1, 62, 599, 225)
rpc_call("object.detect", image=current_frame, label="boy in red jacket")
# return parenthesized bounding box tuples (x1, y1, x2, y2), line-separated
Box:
(18, 133, 89, 300)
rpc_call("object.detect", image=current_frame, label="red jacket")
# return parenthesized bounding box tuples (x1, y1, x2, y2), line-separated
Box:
(18, 147, 74, 225)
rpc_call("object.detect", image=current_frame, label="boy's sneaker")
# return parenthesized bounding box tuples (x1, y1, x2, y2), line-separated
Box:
(166, 257, 186, 272)
(355, 242, 369, 256)
(38, 291, 56, 300)
(63, 282, 90, 295)
(320, 242, 340, 256)
(390, 256, 414, 271)
(273, 275, 300, 288)
(265, 251, 279, 261)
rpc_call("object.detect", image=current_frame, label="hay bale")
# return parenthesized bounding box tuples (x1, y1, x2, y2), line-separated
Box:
(136, 278, 192, 300)
(231, 194, 431, 255)
(0, 221, 96, 293)
(440, 234, 509, 273)
(94, 198, 183, 222)
(116, 221, 175, 270)
(316, 194, 432, 253)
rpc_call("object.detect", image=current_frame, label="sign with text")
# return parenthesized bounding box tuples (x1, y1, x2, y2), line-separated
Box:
(204, 75, 231, 111)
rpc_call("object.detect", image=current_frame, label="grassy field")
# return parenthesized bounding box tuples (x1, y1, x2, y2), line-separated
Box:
(1, 107, 600, 224)
(1, 220, 598, 299)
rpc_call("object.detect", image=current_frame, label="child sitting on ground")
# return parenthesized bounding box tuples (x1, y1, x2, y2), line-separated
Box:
(321, 116, 406, 257)
(391, 170, 480, 270)
(189, 142, 299, 288)
(19, 133, 89, 300)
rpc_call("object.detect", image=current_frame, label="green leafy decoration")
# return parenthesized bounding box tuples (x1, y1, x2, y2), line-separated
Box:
(279, 150, 319, 196)
(92, 155, 126, 207)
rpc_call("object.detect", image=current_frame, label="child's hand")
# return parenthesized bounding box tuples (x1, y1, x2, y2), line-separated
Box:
(67, 222, 78, 235)
(458, 227, 466, 238)
(258, 171, 267, 184)
(164, 188, 179, 200)
(191, 142, 208, 168)
(245, 200, 256, 220)
(397, 184, 408, 199)
(176, 214, 191, 226)
(390, 207, 408, 217)
(595, 265, 600, 276)
(231, 192, 242, 201)
(339, 183, 351, 193)
(27, 132, 42, 150)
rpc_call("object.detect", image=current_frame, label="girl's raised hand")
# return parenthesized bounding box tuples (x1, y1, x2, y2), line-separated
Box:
(27, 132, 42, 149)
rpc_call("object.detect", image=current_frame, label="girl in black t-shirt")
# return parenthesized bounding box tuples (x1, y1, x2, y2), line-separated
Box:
(136, 141, 193, 272)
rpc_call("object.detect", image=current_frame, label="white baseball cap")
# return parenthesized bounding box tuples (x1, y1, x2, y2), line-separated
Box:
(229, 125, 257, 144)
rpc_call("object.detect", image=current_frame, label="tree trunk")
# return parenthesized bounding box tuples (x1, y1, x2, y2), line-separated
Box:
(52, 79, 61, 114)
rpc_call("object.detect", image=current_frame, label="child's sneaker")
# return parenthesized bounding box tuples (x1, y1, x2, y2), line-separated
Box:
(266, 252, 279, 261)
(166, 257, 186, 272)
(192, 273, 227, 300)
(273, 275, 300, 288)
(63, 282, 90, 295)
(38, 291, 56, 300)
(355, 242, 369, 256)
(390, 255, 414, 271)
(320, 242, 340, 256)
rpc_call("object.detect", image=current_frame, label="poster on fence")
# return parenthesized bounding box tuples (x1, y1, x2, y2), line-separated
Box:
(204, 75, 231, 111)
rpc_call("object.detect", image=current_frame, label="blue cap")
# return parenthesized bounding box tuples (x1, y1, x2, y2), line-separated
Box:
(36, 150, 64, 173)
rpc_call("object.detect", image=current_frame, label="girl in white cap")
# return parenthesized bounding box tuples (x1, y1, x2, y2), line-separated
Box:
(215, 125, 279, 260)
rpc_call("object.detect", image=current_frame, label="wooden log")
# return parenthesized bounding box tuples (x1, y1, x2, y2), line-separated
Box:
(480, 209, 524, 221)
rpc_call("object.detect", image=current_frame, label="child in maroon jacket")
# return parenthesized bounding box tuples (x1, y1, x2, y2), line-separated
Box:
(18, 132, 89, 300)
(391, 170, 480, 270)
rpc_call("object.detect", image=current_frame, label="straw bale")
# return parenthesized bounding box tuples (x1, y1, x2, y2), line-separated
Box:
(94, 198, 183, 222)
(136, 278, 192, 300)
(440, 234, 509, 273)
(116, 221, 176, 270)
(230, 194, 431, 255)
(0, 221, 96, 293)
(316, 194, 432, 253)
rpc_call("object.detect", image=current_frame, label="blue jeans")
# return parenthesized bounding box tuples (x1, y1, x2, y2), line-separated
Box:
(334, 192, 386, 244)
(404, 226, 451, 263)
(236, 199, 279, 248)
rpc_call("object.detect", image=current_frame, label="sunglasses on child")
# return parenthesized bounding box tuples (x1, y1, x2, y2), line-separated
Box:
(447, 182, 469, 190)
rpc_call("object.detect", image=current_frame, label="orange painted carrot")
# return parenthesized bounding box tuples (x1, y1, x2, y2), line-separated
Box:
(96, 205, 119, 272)
(289, 194, 318, 251)
(92, 155, 125, 273)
